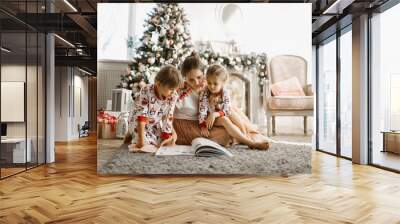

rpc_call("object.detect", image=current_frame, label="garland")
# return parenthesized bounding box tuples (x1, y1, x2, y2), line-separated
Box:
(197, 49, 268, 86)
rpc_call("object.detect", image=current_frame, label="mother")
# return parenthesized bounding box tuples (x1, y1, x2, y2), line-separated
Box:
(173, 53, 269, 149)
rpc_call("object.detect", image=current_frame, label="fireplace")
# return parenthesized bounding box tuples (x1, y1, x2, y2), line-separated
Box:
(226, 72, 251, 118)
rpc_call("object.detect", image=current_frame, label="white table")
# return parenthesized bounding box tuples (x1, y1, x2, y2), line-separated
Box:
(1, 138, 31, 163)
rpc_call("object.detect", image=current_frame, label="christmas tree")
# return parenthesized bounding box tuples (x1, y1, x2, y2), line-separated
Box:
(119, 3, 194, 99)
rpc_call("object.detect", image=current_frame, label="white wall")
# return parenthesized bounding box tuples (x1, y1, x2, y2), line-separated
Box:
(183, 4, 311, 59)
(55, 67, 68, 141)
(97, 60, 130, 110)
(55, 67, 89, 141)
(98, 4, 131, 60)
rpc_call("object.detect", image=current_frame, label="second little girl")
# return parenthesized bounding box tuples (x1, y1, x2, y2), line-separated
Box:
(198, 64, 269, 150)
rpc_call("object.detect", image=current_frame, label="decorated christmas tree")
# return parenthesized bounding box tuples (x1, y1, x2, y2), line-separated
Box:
(119, 3, 194, 99)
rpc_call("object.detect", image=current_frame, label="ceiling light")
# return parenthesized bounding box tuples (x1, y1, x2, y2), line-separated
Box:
(78, 67, 93, 76)
(1, 47, 11, 53)
(63, 0, 78, 12)
(54, 34, 75, 48)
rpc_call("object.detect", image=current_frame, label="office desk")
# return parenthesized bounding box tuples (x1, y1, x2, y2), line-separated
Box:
(1, 138, 31, 163)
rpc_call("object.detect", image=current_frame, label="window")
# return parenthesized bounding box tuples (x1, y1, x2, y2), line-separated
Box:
(317, 36, 337, 154)
(340, 28, 352, 158)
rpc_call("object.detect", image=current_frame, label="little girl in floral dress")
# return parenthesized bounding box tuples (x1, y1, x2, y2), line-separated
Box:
(128, 65, 182, 153)
(198, 64, 269, 150)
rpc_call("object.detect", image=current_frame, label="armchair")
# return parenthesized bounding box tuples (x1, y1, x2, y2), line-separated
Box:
(264, 55, 314, 136)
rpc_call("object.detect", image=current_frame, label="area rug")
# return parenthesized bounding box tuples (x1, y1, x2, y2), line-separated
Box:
(98, 140, 312, 176)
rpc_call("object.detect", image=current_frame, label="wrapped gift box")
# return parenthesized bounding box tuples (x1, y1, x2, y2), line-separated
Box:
(101, 123, 117, 139)
(97, 111, 117, 139)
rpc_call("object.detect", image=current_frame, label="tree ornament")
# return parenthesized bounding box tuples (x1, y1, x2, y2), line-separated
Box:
(176, 24, 184, 33)
(151, 17, 158, 25)
(160, 28, 167, 36)
(175, 43, 182, 50)
(148, 57, 155, 65)
(139, 81, 146, 88)
(139, 63, 145, 72)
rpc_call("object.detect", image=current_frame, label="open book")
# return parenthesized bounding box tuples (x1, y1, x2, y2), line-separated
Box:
(156, 137, 233, 157)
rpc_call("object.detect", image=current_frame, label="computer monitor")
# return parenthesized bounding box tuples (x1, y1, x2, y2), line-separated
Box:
(1, 123, 7, 138)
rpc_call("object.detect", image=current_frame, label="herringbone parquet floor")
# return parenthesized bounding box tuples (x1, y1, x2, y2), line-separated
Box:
(1, 135, 400, 224)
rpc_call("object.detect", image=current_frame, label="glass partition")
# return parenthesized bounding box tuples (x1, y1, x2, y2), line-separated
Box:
(0, 1, 46, 179)
(1, 31, 28, 177)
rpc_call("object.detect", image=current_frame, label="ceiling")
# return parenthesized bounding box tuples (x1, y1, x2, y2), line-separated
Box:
(0, 0, 392, 75)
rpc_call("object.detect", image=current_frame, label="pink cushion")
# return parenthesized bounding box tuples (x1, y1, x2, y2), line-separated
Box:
(269, 96, 314, 110)
(270, 77, 305, 96)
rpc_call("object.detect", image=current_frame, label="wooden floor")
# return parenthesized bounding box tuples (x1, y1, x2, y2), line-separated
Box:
(1, 167, 26, 178)
(1, 136, 400, 223)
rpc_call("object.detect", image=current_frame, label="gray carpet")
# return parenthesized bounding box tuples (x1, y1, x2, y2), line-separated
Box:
(98, 140, 312, 176)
